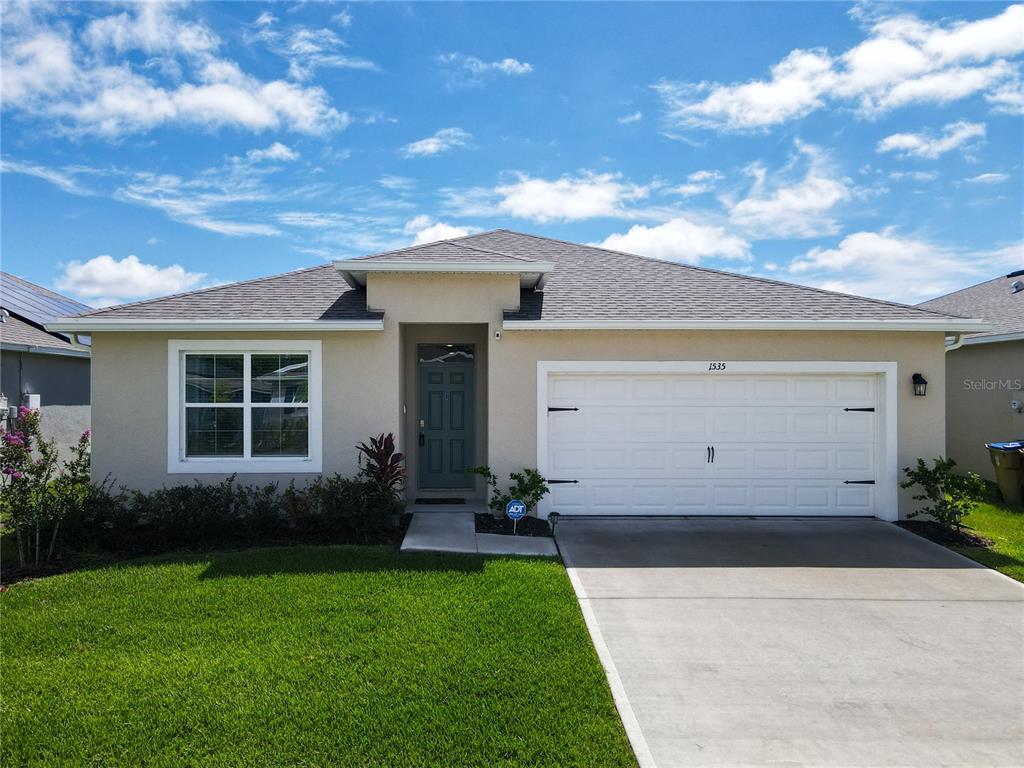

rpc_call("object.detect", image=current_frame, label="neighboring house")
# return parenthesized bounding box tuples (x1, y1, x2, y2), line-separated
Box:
(49, 230, 985, 520)
(918, 271, 1024, 483)
(1, 272, 92, 455)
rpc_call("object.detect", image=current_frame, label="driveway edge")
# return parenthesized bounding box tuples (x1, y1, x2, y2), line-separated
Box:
(560, 544, 658, 768)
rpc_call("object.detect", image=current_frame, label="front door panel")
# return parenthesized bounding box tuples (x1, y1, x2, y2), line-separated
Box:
(418, 345, 474, 489)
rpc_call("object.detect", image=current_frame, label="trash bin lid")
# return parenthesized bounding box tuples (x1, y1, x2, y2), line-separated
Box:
(986, 440, 1024, 451)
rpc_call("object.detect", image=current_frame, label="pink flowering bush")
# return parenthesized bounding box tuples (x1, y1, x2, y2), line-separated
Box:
(1, 407, 91, 569)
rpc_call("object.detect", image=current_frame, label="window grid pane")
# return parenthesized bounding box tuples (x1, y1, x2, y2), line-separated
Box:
(251, 407, 309, 456)
(185, 354, 244, 404)
(185, 407, 243, 457)
(251, 354, 308, 404)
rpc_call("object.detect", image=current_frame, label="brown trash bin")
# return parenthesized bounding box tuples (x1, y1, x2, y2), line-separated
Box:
(986, 442, 1024, 506)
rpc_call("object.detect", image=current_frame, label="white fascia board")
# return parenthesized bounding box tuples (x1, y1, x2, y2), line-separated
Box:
(502, 318, 993, 332)
(958, 331, 1024, 346)
(335, 259, 554, 287)
(0, 342, 90, 358)
(46, 318, 384, 332)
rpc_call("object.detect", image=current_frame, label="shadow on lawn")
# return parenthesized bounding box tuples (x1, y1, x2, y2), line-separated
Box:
(194, 546, 488, 579)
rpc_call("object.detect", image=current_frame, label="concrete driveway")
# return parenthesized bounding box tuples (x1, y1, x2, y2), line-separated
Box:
(555, 518, 1024, 768)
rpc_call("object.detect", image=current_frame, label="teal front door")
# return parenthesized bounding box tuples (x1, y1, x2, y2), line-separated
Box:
(417, 344, 475, 489)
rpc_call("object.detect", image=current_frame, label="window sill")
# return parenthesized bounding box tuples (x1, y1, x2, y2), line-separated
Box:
(167, 457, 323, 474)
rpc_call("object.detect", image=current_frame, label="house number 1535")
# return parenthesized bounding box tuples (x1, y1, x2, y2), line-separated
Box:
(708, 362, 726, 371)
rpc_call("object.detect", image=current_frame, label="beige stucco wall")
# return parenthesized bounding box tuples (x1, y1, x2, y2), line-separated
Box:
(90, 330, 398, 491)
(944, 340, 1024, 481)
(91, 272, 949, 518)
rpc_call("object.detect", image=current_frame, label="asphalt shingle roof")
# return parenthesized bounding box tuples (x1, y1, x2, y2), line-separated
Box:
(79, 265, 381, 320)
(64, 230, 967, 324)
(918, 273, 1024, 340)
(1, 313, 80, 351)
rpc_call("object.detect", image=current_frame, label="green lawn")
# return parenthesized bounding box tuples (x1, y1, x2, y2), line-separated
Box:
(1, 547, 636, 768)
(957, 501, 1024, 582)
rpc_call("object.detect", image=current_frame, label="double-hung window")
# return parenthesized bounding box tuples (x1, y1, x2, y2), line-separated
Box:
(168, 340, 322, 473)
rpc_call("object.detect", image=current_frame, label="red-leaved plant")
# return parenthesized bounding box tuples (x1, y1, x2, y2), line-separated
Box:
(356, 433, 405, 494)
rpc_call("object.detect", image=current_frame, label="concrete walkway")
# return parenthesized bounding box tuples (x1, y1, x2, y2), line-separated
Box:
(556, 517, 1024, 768)
(400, 511, 558, 557)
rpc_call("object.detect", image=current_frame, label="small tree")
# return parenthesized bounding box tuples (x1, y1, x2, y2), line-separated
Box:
(901, 457, 986, 530)
(1, 407, 59, 568)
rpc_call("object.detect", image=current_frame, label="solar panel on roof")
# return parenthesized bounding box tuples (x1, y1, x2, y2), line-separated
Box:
(0, 273, 91, 325)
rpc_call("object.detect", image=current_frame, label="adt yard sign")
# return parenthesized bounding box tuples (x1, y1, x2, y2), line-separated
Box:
(506, 499, 527, 520)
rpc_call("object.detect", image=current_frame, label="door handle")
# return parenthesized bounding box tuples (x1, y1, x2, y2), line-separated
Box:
(711, 446, 715, 463)
(418, 433, 425, 447)
(707, 446, 711, 463)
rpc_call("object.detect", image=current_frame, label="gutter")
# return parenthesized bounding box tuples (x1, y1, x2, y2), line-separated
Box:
(0, 342, 91, 358)
(46, 318, 385, 333)
(955, 330, 1024, 347)
(501, 319, 993, 333)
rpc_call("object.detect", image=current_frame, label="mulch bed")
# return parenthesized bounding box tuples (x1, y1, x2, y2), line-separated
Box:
(896, 520, 993, 548)
(475, 513, 552, 538)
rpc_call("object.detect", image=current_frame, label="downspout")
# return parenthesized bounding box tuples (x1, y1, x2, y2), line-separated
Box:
(945, 333, 965, 352)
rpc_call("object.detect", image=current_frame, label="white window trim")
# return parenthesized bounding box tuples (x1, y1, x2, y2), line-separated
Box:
(535, 360, 898, 522)
(167, 340, 323, 474)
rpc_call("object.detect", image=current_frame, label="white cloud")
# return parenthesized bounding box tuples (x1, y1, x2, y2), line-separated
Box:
(889, 170, 939, 182)
(246, 142, 300, 162)
(1, 3, 349, 137)
(116, 162, 281, 236)
(378, 175, 415, 191)
(617, 111, 643, 124)
(598, 217, 750, 263)
(400, 127, 472, 158)
(727, 143, 850, 238)
(436, 52, 533, 89)
(0, 158, 91, 195)
(655, 4, 1024, 131)
(787, 229, 1024, 302)
(495, 172, 649, 222)
(673, 169, 723, 197)
(877, 121, 985, 158)
(965, 172, 1010, 184)
(403, 215, 478, 245)
(55, 254, 208, 307)
(276, 211, 347, 228)
(250, 18, 378, 81)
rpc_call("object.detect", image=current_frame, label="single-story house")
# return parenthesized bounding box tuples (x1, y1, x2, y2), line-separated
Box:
(1, 271, 92, 455)
(49, 230, 987, 520)
(918, 271, 1024, 483)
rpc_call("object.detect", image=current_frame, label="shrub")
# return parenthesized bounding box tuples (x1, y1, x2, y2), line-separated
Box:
(901, 457, 987, 529)
(356, 432, 405, 493)
(467, 466, 549, 519)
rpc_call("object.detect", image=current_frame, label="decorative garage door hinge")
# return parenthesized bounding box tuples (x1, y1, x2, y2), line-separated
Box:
(843, 480, 876, 484)
(547, 479, 580, 484)
(843, 407, 875, 412)
(548, 407, 579, 412)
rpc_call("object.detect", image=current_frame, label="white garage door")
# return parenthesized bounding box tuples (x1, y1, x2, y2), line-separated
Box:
(543, 370, 883, 517)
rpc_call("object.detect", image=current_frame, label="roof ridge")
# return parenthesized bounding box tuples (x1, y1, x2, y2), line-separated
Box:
(494, 229, 964, 321)
(79, 263, 336, 317)
(445, 239, 539, 263)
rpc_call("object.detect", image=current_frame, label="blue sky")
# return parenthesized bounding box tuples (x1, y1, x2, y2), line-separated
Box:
(1, 1, 1022, 307)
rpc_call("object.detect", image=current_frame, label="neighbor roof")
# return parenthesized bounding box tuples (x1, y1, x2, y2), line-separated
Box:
(1, 272, 91, 353)
(918, 272, 1024, 343)
(49, 230, 983, 332)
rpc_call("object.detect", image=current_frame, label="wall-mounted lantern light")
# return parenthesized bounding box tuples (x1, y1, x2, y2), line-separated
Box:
(912, 373, 928, 397)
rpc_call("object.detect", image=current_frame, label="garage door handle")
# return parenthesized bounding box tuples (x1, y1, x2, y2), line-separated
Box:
(711, 446, 715, 463)
(843, 480, 875, 484)
(548, 479, 579, 484)
(548, 407, 579, 412)
(843, 407, 875, 412)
